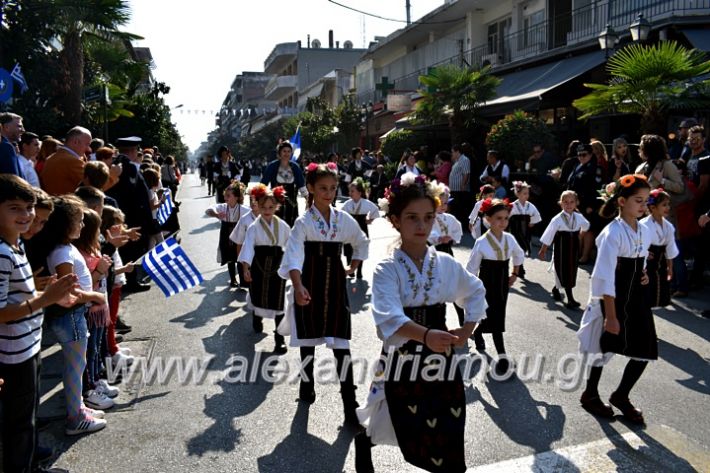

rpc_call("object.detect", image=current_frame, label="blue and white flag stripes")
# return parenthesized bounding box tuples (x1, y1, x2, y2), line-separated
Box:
(141, 237, 203, 297)
(156, 189, 175, 225)
(10, 63, 28, 94)
(290, 125, 301, 161)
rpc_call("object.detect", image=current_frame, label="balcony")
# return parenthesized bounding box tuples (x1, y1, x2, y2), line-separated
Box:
(381, 0, 710, 94)
(264, 42, 299, 74)
(264, 75, 297, 101)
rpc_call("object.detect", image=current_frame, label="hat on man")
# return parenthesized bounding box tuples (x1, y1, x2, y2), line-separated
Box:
(116, 136, 142, 148)
(679, 118, 698, 129)
(577, 144, 594, 155)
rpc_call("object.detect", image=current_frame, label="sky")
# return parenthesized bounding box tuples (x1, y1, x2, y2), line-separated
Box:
(125, 0, 443, 152)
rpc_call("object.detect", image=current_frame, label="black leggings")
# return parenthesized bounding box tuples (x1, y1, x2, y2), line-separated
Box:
(585, 359, 648, 398)
(299, 346, 354, 386)
(473, 331, 506, 354)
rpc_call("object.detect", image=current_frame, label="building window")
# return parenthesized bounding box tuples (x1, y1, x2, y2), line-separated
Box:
(487, 17, 512, 58)
(523, 10, 545, 49)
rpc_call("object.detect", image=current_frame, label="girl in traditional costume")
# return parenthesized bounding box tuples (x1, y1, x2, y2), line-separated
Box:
(578, 174, 654, 425)
(342, 177, 380, 279)
(238, 184, 291, 352)
(355, 173, 487, 473)
(508, 181, 541, 279)
(278, 163, 368, 424)
(538, 191, 590, 308)
(466, 198, 524, 368)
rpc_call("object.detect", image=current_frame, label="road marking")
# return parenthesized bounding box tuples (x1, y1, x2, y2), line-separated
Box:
(468, 424, 708, 473)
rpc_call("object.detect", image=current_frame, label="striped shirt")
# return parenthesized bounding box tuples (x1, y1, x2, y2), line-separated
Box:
(0, 239, 42, 364)
(449, 154, 470, 192)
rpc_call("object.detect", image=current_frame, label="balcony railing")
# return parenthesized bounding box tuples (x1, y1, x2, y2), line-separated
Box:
(361, 0, 710, 100)
(264, 75, 298, 100)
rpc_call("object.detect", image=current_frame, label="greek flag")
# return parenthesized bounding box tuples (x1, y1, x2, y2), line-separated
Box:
(10, 63, 28, 94)
(141, 237, 203, 297)
(156, 189, 174, 225)
(290, 125, 301, 161)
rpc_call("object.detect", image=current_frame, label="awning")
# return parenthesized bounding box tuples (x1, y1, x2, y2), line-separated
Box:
(297, 82, 325, 108)
(683, 29, 710, 52)
(482, 50, 607, 114)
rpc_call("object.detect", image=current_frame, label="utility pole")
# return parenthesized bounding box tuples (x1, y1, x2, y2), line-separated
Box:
(406, 0, 411, 25)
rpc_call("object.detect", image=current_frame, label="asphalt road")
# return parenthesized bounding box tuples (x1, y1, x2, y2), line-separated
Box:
(38, 173, 708, 473)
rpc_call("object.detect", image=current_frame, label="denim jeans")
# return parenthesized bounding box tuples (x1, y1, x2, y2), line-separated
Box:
(672, 239, 690, 293)
(46, 305, 89, 343)
(86, 325, 105, 389)
(0, 353, 40, 473)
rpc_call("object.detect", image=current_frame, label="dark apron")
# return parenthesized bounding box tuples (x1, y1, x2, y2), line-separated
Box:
(294, 242, 351, 340)
(344, 213, 369, 263)
(276, 182, 298, 228)
(250, 246, 286, 311)
(553, 230, 580, 288)
(218, 221, 238, 265)
(509, 214, 532, 254)
(647, 244, 670, 308)
(434, 242, 453, 255)
(600, 257, 657, 360)
(384, 304, 466, 473)
(478, 259, 510, 333)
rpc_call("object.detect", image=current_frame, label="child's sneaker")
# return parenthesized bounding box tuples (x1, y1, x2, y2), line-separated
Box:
(81, 406, 105, 419)
(96, 379, 120, 398)
(65, 415, 107, 436)
(111, 351, 135, 367)
(84, 389, 115, 410)
(118, 346, 132, 355)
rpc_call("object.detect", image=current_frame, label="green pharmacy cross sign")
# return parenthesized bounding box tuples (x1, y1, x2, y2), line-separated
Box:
(375, 77, 395, 98)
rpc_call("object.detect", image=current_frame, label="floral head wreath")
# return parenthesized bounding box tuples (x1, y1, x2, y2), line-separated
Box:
(305, 162, 338, 174)
(479, 197, 512, 215)
(377, 172, 443, 214)
(598, 174, 649, 202)
(647, 187, 666, 206)
(249, 183, 286, 204)
(352, 176, 370, 194)
(511, 180, 529, 193)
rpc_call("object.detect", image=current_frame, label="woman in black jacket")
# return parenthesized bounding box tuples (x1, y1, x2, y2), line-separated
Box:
(565, 143, 603, 263)
(214, 146, 242, 203)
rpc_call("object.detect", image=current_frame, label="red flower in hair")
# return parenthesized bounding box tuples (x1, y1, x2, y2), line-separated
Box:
(250, 183, 268, 201)
(479, 197, 494, 214)
(502, 198, 513, 209)
(306, 162, 318, 173)
(272, 186, 287, 203)
(326, 162, 338, 171)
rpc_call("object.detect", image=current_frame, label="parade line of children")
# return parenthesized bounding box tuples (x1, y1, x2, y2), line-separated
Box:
(196, 164, 673, 473)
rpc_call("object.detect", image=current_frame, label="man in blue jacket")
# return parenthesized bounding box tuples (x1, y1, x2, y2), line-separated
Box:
(0, 113, 25, 179)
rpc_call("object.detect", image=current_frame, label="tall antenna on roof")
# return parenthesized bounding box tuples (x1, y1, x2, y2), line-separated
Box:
(406, 0, 411, 25)
(361, 14, 366, 47)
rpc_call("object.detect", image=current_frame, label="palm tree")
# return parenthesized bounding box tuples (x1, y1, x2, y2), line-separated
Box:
(52, 0, 140, 125)
(573, 41, 710, 135)
(415, 64, 501, 144)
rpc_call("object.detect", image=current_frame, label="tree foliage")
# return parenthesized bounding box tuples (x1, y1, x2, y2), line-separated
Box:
(0, 0, 187, 158)
(573, 41, 710, 134)
(485, 110, 554, 167)
(415, 64, 500, 143)
(380, 129, 426, 165)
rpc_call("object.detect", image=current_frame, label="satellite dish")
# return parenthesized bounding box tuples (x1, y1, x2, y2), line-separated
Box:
(343, 40, 353, 49)
(311, 39, 321, 49)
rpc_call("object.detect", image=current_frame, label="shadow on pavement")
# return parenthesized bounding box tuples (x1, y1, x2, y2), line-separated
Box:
(595, 418, 697, 472)
(189, 219, 220, 236)
(186, 313, 274, 457)
(657, 339, 709, 395)
(256, 401, 355, 473)
(348, 278, 371, 314)
(470, 375, 566, 454)
(171, 273, 238, 329)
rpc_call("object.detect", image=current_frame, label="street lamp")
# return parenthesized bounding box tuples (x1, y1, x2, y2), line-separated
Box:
(598, 23, 619, 51)
(629, 13, 651, 42)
